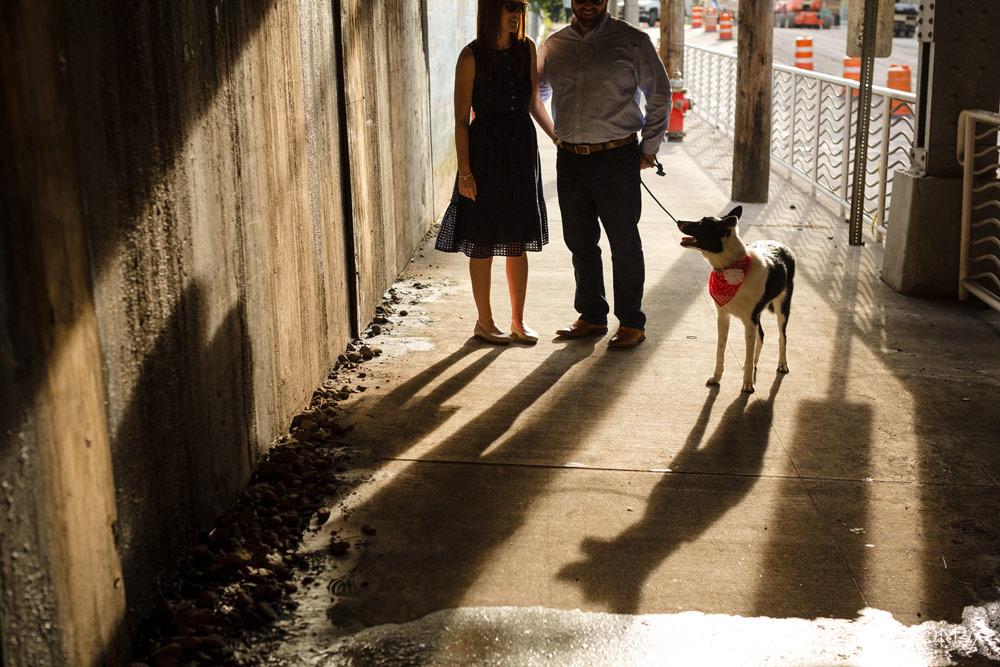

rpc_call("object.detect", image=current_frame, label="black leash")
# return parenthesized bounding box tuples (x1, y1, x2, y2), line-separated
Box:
(640, 154, 678, 223)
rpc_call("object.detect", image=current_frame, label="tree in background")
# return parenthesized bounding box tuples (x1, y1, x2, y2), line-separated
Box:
(531, 0, 568, 22)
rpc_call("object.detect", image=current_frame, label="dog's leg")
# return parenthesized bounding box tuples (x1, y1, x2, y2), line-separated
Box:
(776, 292, 790, 373)
(754, 320, 764, 370)
(741, 317, 756, 393)
(708, 311, 730, 385)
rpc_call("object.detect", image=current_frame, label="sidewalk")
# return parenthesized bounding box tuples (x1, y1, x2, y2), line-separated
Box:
(271, 115, 1000, 665)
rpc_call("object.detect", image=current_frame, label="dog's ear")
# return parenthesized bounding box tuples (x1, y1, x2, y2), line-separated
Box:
(724, 205, 743, 220)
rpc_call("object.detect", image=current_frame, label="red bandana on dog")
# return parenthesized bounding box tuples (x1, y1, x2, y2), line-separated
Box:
(709, 254, 750, 306)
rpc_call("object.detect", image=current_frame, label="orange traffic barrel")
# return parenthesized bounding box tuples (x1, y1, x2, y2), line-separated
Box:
(888, 64, 912, 117)
(842, 56, 860, 97)
(719, 11, 733, 39)
(705, 6, 718, 31)
(794, 36, 813, 70)
(691, 5, 703, 28)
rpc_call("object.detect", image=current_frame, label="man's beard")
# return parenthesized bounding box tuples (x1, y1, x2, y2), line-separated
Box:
(572, 2, 608, 30)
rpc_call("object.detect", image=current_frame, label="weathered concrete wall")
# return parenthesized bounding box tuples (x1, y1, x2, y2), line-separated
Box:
(1, 4, 128, 665)
(387, 0, 436, 270)
(425, 0, 478, 213)
(1, 0, 436, 662)
(341, 0, 436, 326)
(419, 3, 542, 216)
(58, 0, 357, 623)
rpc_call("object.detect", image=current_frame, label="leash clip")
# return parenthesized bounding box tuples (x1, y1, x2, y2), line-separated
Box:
(642, 154, 666, 177)
(639, 154, 675, 223)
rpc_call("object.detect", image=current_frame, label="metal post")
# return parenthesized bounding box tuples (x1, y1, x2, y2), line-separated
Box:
(958, 111, 974, 300)
(840, 88, 853, 218)
(848, 0, 880, 246)
(811, 82, 822, 196)
(876, 91, 891, 242)
(790, 72, 798, 169)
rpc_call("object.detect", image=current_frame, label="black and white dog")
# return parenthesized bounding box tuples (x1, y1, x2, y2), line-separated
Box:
(677, 206, 795, 394)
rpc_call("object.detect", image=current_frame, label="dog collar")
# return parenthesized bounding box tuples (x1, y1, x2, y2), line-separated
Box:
(709, 254, 750, 306)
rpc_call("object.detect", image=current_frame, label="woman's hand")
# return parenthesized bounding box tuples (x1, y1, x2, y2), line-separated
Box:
(458, 172, 477, 201)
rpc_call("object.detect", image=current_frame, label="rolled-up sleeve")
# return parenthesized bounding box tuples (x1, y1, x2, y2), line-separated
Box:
(635, 37, 671, 155)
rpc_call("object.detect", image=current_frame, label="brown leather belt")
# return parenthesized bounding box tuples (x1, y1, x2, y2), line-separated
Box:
(557, 133, 637, 155)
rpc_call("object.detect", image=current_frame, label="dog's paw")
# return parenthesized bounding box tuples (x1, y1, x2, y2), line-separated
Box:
(706, 376, 721, 386)
(777, 363, 789, 373)
(741, 382, 755, 394)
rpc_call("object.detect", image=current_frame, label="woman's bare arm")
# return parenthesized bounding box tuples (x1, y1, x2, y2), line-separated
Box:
(454, 46, 477, 200)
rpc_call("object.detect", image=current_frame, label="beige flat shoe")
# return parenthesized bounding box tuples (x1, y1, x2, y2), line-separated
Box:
(509, 325, 539, 344)
(474, 322, 510, 344)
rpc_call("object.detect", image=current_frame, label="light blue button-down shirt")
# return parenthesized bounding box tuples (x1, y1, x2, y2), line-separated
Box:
(538, 14, 671, 155)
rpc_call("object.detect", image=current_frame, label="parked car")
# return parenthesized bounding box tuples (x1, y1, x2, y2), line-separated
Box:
(616, 0, 661, 24)
(893, 2, 918, 37)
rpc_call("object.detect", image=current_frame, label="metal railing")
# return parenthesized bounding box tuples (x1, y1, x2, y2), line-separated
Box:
(684, 44, 917, 241)
(957, 109, 1000, 311)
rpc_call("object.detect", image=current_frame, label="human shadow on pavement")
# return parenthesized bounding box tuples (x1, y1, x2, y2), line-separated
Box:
(325, 336, 603, 626)
(557, 375, 783, 614)
(351, 340, 509, 459)
(374, 339, 491, 413)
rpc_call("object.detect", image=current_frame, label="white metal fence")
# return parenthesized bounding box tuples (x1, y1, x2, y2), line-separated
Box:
(684, 44, 917, 240)
(957, 109, 1000, 311)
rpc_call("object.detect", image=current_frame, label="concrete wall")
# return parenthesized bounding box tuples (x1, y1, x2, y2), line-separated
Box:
(425, 0, 478, 213)
(0, 5, 127, 664)
(420, 3, 544, 215)
(0, 0, 436, 663)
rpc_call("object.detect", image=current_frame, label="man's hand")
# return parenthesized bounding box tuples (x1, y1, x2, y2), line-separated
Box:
(639, 153, 657, 171)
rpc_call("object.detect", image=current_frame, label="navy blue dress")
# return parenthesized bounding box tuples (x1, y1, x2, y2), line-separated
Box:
(435, 40, 549, 258)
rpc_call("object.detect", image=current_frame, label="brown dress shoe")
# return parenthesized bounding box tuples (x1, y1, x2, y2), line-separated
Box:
(608, 326, 646, 348)
(555, 319, 609, 338)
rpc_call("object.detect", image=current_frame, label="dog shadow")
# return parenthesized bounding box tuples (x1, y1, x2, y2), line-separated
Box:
(557, 374, 784, 614)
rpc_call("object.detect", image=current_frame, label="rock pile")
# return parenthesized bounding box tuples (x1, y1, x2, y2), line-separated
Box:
(130, 342, 382, 667)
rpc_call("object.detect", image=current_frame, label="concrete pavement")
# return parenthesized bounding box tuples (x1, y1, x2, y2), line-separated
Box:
(270, 115, 1000, 665)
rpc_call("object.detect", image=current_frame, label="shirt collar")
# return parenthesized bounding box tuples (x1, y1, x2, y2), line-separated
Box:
(571, 11, 612, 38)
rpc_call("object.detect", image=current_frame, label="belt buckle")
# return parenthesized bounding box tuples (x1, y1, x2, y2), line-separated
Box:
(578, 145, 591, 155)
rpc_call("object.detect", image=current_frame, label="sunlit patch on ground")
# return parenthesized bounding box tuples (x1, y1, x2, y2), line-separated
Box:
(316, 604, 999, 666)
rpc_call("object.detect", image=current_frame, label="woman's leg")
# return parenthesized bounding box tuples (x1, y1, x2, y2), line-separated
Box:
(506, 252, 529, 331)
(470, 256, 503, 333)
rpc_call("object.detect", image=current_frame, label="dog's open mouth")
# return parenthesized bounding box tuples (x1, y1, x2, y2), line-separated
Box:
(680, 236, 697, 247)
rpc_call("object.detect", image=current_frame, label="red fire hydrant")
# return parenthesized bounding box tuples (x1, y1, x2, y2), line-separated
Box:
(668, 72, 691, 141)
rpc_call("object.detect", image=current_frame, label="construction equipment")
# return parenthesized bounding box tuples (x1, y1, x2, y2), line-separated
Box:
(774, 0, 835, 29)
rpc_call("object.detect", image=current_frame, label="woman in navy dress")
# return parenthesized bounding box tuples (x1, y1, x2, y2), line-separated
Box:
(435, 0, 556, 344)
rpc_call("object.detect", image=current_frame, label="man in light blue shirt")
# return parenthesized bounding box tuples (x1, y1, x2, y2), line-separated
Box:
(539, 0, 670, 348)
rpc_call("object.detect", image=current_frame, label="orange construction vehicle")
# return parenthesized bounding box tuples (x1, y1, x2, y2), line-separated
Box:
(774, 0, 836, 28)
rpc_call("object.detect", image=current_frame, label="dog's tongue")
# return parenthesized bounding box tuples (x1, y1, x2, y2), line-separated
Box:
(680, 236, 695, 246)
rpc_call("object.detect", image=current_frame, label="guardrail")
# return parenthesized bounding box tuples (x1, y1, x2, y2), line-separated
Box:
(684, 43, 917, 241)
(957, 109, 1000, 311)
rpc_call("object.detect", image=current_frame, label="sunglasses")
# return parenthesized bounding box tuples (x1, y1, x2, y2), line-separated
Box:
(573, 0, 607, 4)
(503, 1, 527, 12)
